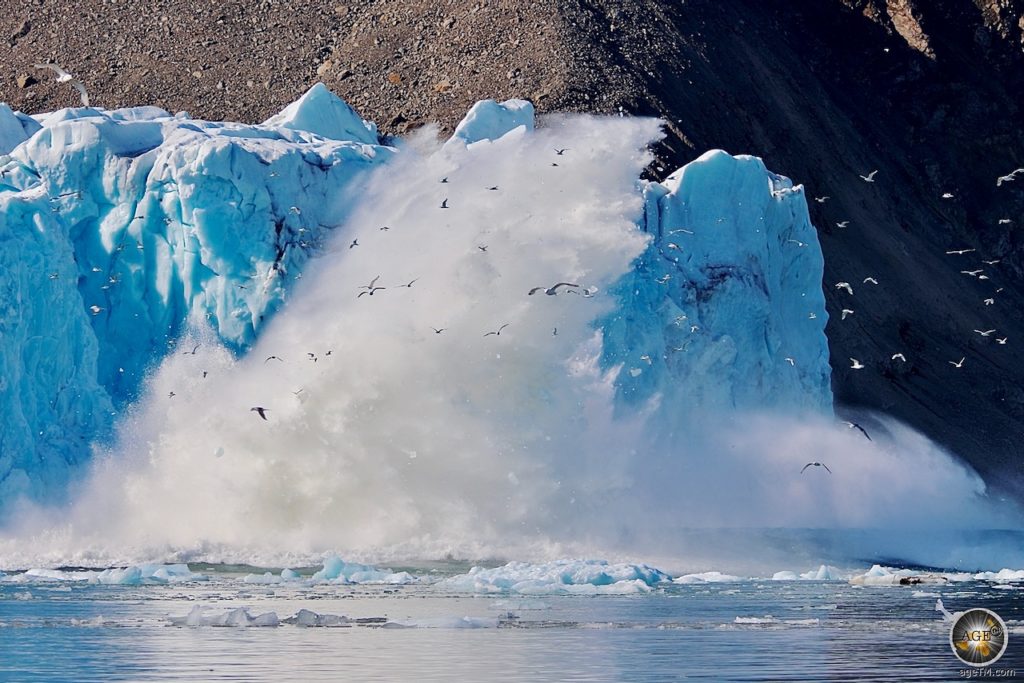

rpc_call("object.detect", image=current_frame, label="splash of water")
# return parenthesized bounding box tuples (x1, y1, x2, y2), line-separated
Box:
(1, 114, 1017, 571)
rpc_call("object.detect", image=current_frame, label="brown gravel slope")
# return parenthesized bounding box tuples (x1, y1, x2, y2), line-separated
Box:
(3, 0, 1024, 497)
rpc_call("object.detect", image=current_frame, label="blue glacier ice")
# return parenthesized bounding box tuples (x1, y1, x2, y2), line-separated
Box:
(601, 150, 831, 415)
(0, 86, 831, 516)
(0, 87, 392, 506)
(446, 98, 534, 146)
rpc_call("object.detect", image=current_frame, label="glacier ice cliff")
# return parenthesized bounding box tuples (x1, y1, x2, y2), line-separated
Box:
(0, 88, 830, 509)
(0, 87, 392, 504)
(601, 150, 831, 415)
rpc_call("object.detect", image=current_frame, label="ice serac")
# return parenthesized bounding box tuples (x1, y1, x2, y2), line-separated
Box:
(447, 98, 534, 146)
(0, 87, 391, 506)
(261, 82, 379, 144)
(600, 149, 832, 415)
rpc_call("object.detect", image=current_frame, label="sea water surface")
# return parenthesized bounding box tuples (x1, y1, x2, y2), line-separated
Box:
(1, 565, 1021, 682)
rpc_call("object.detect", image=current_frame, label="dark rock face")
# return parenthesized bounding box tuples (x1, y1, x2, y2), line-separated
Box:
(2, 0, 1022, 496)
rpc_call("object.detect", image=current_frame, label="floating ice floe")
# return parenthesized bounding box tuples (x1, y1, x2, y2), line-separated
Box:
(170, 606, 279, 628)
(973, 568, 1024, 582)
(849, 565, 948, 586)
(440, 559, 671, 595)
(2, 563, 206, 585)
(281, 609, 351, 627)
(673, 571, 744, 584)
(311, 555, 419, 585)
(242, 568, 303, 585)
(769, 565, 846, 581)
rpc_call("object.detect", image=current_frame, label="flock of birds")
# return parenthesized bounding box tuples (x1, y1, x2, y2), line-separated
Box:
(165, 150, 600, 427)
(800, 165, 1022, 474)
(822, 167, 1017, 376)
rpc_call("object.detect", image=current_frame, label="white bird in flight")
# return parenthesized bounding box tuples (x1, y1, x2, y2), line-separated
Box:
(835, 281, 853, 295)
(941, 192, 954, 199)
(949, 357, 965, 368)
(891, 353, 906, 362)
(947, 249, 975, 255)
(859, 170, 878, 182)
(984, 298, 995, 306)
(960, 269, 983, 277)
(996, 337, 1008, 345)
(814, 196, 829, 203)
(863, 277, 878, 285)
(974, 329, 996, 337)
(841, 309, 854, 320)
(784, 357, 795, 366)
(34, 63, 90, 106)
(850, 358, 864, 369)
(836, 221, 849, 228)
(996, 169, 1024, 187)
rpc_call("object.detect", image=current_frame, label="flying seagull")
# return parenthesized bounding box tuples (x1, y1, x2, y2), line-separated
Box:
(941, 192, 954, 199)
(835, 282, 853, 295)
(996, 337, 1008, 345)
(34, 63, 90, 106)
(984, 298, 995, 306)
(998, 219, 1012, 225)
(183, 344, 200, 355)
(947, 249, 976, 255)
(251, 406, 269, 421)
(528, 282, 579, 296)
(891, 353, 906, 362)
(89, 305, 103, 315)
(863, 277, 878, 285)
(974, 329, 996, 337)
(836, 221, 849, 228)
(960, 269, 983, 277)
(484, 323, 510, 337)
(477, 245, 488, 252)
(487, 186, 499, 191)
(996, 169, 1024, 187)
(554, 148, 569, 155)
(814, 196, 829, 203)
(784, 357, 795, 366)
(949, 357, 965, 368)
(440, 177, 448, 184)
(440, 198, 449, 209)
(398, 278, 419, 288)
(859, 170, 878, 183)
(841, 309, 854, 320)
(850, 358, 864, 369)
(843, 421, 872, 441)
(265, 355, 284, 363)
(431, 327, 445, 334)
(358, 275, 385, 297)
(982, 259, 1001, 265)
(801, 462, 832, 474)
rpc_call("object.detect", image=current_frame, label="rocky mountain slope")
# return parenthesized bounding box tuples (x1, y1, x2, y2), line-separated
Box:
(2, 0, 1023, 498)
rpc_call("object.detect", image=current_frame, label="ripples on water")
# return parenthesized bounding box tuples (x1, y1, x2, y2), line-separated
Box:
(0, 577, 1021, 682)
